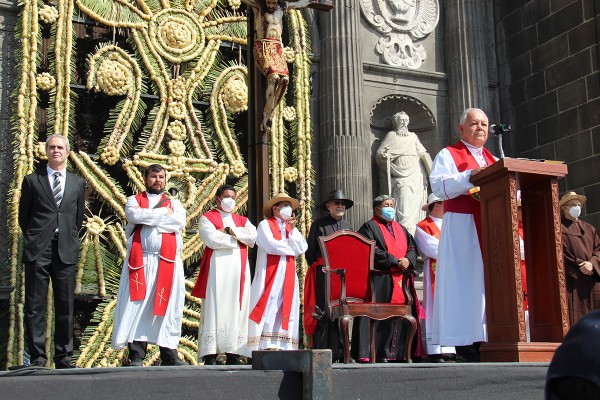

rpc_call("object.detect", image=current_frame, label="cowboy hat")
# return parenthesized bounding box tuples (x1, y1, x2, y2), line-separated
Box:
(321, 189, 354, 210)
(263, 192, 300, 217)
(421, 193, 443, 211)
(559, 191, 587, 207)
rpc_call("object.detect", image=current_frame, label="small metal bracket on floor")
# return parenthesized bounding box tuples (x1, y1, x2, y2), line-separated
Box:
(252, 350, 332, 400)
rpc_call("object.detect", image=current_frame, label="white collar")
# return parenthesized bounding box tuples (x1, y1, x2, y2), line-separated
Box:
(47, 166, 65, 176)
(429, 215, 442, 223)
(461, 139, 483, 152)
(145, 191, 162, 198)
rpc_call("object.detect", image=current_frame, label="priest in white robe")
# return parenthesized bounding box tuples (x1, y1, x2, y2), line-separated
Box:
(429, 108, 497, 362)
(414, 193, 455, 361)
(248, 193, 308, 351)
(192, 184, 257, 365)
(112, 164, 187, 366)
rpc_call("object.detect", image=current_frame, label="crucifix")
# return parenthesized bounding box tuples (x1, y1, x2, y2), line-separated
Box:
(242, 0, 334, 224)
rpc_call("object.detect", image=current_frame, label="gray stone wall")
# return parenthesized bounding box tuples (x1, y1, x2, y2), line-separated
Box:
(497, 0, 600, 228)
(0, 1, 18, 279)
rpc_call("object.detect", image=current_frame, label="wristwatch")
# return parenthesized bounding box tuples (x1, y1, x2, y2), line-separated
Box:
(225, 227, 231, 235)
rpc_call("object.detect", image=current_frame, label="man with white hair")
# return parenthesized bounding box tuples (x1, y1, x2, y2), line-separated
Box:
(429, 108, 497, 362)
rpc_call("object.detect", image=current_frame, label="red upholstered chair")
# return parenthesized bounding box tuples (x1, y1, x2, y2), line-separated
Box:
(318, 230, 417, 364)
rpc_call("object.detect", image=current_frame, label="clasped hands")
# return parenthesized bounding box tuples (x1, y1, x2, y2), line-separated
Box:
(392, 257, 410, 271)
(579, 261, 594, 276)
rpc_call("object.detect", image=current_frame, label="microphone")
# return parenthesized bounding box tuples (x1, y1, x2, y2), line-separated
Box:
(489, 123, 512, 135)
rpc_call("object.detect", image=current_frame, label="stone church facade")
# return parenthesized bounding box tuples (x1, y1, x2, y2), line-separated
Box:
(0, 0, 598, 265)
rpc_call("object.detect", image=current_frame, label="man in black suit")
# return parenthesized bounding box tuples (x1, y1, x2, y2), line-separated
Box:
(18, 134, 85, 369)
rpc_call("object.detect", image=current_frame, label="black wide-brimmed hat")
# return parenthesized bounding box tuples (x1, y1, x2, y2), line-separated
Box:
(321, 189, 354, 210)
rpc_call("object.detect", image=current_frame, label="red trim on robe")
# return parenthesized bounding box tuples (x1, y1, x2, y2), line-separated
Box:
(249, 217, 296, 330)
(519, 222, 528, 310)
(417, 217, 441, 298)
(191, 209, 248, 309)
(445, 141, 496, 247)
(128, 192, 177, 316)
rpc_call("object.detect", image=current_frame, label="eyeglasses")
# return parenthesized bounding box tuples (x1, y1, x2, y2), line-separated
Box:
(329, 200, 346, 206)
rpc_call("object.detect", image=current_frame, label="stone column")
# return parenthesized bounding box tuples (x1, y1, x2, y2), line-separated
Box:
(317, 0, 372, 228)
(444, 0, 491, 122)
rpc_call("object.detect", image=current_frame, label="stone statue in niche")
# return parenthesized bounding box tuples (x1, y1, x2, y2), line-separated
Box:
(359, 0, 440, 69)
(375, 111, 432, 234)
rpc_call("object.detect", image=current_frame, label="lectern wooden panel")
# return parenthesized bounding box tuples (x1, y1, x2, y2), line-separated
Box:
(471, 158, 569, 362)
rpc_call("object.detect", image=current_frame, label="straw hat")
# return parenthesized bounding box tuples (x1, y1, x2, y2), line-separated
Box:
(559, 191, 587, 207)
(321, 189, 354, 210)
(263, 192, 300, 218)
(421, 193, 443, 211)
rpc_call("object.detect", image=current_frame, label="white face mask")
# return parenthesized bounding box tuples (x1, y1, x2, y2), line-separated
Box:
(568, 205, 581, 219)
(219, 197, 236, 213)
(279, 206, 293, 220)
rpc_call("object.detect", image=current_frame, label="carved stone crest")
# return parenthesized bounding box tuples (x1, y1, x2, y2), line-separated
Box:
(360, 0, 440, 69)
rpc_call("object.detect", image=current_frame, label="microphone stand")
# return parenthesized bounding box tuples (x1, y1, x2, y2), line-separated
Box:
(497, 133, 505, 159)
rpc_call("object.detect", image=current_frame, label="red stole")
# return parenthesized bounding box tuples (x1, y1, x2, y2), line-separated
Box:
(249, 217, 296, 330)
(519, 222, 528, 310)
(445, 141, 496, 246)
(416, 217, 441, 298)
(128, 192, 177, 316)
(191, 209, 248, 309)
(372, 217, 408, 304)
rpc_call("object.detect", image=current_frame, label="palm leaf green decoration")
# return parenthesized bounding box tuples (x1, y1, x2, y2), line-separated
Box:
(7, 0, 315, 368)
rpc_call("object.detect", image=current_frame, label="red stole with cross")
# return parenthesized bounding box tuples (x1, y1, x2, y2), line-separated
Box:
(416, 216, 441, 298)
(249, 217, 296, 330)
(128, 192, 177, 316)
(372, 217, 408, 304)
(444, 141, 496, 246)
(191, 209, 248, 309)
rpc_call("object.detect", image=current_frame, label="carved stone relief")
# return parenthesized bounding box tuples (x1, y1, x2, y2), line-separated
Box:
(360, 0, 440, 69)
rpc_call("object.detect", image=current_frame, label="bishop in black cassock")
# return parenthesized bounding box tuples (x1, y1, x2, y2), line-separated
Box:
(353, 194, 420, 362)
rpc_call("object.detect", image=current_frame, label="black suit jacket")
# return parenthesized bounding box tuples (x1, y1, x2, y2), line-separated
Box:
(19, 168, 85, 264)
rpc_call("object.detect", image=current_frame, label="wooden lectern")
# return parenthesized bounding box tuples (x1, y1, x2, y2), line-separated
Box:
(471, 158, 570, 362)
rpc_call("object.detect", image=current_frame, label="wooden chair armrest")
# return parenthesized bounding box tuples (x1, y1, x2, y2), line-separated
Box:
(322, 266, 348, 308)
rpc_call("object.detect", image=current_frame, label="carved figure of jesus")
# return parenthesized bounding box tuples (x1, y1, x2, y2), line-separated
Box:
(242, 0, 312, 130)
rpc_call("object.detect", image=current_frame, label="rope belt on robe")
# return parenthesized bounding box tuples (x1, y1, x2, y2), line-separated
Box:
(444, 141, 496, 248)
(249, 217, 296, 330)
(128, 192, 177, 317)
(191, 209, 248, 309)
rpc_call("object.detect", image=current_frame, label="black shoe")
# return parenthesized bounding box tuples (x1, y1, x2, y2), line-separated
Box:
(203, 354, 218, 365)
(56, 363, 79, 369)
(428, 354, 445, 363)
(7, 360, 46, 371)
(125, 358, 144, 367)
(162, 357, 189, 366)
(225, 353, 244, 365)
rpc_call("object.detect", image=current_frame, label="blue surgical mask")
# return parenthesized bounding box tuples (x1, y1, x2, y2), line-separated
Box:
(381, 207, 395, 221)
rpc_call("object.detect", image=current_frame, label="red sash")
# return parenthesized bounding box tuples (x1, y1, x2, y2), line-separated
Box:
(519, 222, 528, 310)
(303, 257, 323, 338)
(445, 141, 496, 246)
(249, 217, 296, 330)
(372, 217, 408, 304)
(128, 192, 177, 316)
(416, 217, 441, 298)
(191, 209, 248, 309)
